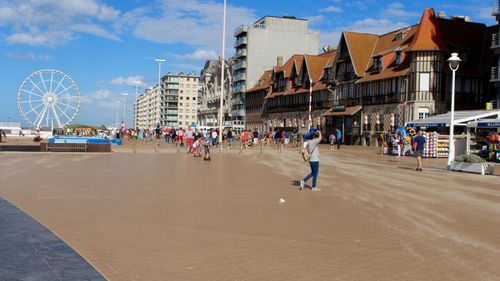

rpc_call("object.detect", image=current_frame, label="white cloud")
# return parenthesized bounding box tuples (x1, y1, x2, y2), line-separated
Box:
(320, 6, 343, 13)
(6, 52, 50, 61)
(81, 89, 119, 109)
(110, 76, 146, 86)
(348, 18, 409, 35)
(127, 0, 256, 52)
(71, 24, 121, 41)
(382, 3, 419, 19)
(175, 49, 218, 61)
(307, 15, 325, 26)
(0, 0, 121, 46)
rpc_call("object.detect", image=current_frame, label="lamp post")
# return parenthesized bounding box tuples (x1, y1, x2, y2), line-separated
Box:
(218, 0, 227, 153)
(155, 58, 165, 127)
(122, 93, 128, 129)
(308, 78, 313, 129)
(132, 81, 141, 129)
(447, 53, 461, 169)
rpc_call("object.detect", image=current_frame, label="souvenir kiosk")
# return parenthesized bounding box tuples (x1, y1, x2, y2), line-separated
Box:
(466, 119, 500, 162)
(406, 109, 500, 159)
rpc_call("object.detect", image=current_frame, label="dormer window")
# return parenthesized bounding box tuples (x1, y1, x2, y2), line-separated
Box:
(395, 51, 403, 65)
(394, 32, 403, 41)
(373, 56, 382, 73)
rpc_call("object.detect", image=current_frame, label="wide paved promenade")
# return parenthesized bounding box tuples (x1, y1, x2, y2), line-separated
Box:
(0, 145, 499, 280)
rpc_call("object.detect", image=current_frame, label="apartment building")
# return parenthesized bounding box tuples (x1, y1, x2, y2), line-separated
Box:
(135, 73, 200, 129)
(233, 15, 320, 127)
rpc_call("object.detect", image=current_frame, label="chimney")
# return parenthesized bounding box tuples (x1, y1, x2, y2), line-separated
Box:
(277, 56, 283, 67)
(437, 11, 446, 19)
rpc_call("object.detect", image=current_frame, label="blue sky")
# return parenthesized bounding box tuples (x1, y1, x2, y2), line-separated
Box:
(0, 0, 494, 127)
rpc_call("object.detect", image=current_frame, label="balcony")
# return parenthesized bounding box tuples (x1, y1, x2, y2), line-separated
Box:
(234, 24, 248, 36)
(494, 0, 500, 16)
(491, 67, 500, 82)
(233, 85, 245, 93)
(493, 33, 500, 49)
(232, 97, 244, 105)
(234, 73, 246, 82)
(233, 60, 247, 70)
(232, 109, 246, 116)
(234, 37, 247, 47)
(235, 49, 247, 58)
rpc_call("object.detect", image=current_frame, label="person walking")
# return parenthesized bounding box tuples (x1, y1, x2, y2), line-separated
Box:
(335, 128, 342, 150)
(413, 130, 426, 171)
(329, 133, 336, 151)
(300, 129, 322, 191)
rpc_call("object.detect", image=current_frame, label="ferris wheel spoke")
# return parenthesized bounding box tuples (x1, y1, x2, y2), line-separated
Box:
(56, 84, 75, 96)
(57, 96, 79, 99)
(19, 99, 44, 103)
(29, 78, 46, 96)
(35, 105, 49, 128)
(55, 104, 72, 123)
(58, 102, 79, 111)
(52, 76, 67, 95)
(39, 72, 49, 93)
(24, 102, 45, 115)
(49, 71, 54, 93)
(51, 105, 63, 127)
(21, 89, 43, 98)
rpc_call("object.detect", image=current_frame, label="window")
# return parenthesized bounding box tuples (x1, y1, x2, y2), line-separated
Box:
(395, 51, 402, 65)
(373, 57, 382, 72)
(419, 73, 430, 91)
(394, 32, 403, 41)
(180, 103, 183, 106)
(192, 97, 196, 101)
(180, 96, 183, 100)
(179, 109, 183, 113)
(418, 107, 429, 119)
(192, 109, 196, 113)
(186, 97, 190, 100)
(192, 116, 195, 119)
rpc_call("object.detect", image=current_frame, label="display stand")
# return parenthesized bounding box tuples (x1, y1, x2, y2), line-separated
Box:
(437, 135, 449, 158)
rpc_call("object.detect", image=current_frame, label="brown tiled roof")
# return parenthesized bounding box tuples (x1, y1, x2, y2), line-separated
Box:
(408, 8, 447, 52)
(304, 54, 332, 82)
(247, 70, 273, 92)
(274, 54, 302, 78)
(343, 32, 378, 77)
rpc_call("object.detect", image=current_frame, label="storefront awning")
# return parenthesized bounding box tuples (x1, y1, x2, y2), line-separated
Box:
(322, 105, 362, 117)
(407, 109, 500, 128)
(466, 119, 500, 128)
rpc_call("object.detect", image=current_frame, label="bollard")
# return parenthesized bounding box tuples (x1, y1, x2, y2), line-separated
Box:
(260, 139, 264, 154)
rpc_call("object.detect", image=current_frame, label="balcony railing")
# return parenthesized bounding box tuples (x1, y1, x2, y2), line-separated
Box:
(234, 24, 248, 36)
(233, 60, 247, 70)
(491, 67, 500, 81)
(234, 37, 247, 47)
(234, 73, 246, 81)
(493, 33, 500, 49)
(235, 49, 247, 57)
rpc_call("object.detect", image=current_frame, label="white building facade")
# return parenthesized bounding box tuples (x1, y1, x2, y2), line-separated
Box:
(135, 73, 200, 129)
(232, 16, 320, 126)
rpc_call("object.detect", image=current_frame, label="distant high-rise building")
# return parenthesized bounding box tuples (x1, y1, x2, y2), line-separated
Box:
(135, 73, 200, 129)
(491, 0, 500, 106)
(232, 15, 320, 127)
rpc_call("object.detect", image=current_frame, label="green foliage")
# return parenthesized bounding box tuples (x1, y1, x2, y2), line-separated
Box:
(454, 154, 485, 163)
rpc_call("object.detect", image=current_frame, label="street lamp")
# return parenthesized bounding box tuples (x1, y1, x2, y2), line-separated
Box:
(155, 59, 165, 127)
(308, 78, 313, 129)
(122, 93, 129, 129)
(218, 0, 227, 153)
(447, 52, 461, 169)
(131, 81, 141, 129)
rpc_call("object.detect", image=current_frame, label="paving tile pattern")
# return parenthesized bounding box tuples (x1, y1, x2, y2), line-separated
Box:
(0, 197, 106, 281)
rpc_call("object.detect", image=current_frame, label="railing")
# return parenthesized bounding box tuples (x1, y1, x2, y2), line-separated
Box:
(46, 143, 87, 153)
(233, 85, 245, 93)
(494, 0, 500, 15)
(232, 97, 244, 105)
(234, 73, 246, 81)
(234, 24, 248, 35)
(235, 49, 247, 57)
(233, 60, 247, 69)
(234, 37, 247, 47)
(493, 33, 500, 48)
(232, 109, 246, 116)
(491, 67, 500, 81)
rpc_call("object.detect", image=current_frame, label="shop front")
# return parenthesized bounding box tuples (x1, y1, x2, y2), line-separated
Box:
(322, 105, 362, 145)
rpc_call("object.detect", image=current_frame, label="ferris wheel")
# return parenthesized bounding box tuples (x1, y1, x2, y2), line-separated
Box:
(17, 69, 81, 128)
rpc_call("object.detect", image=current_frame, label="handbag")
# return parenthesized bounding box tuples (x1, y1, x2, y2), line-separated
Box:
(302, 143, 317, 162)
